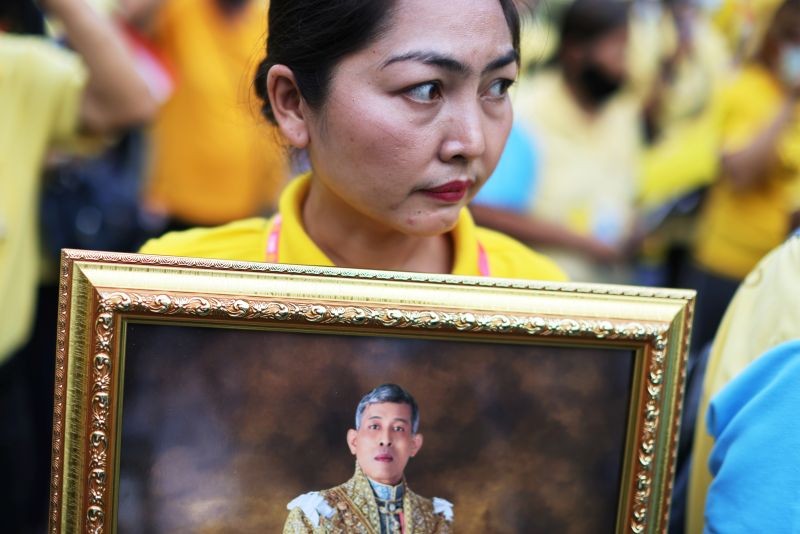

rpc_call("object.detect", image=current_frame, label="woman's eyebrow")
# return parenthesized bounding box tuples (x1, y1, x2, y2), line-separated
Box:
(380, 49, 517, 75)
(482, 50, 519, 74)
(381, 51, 469, 74)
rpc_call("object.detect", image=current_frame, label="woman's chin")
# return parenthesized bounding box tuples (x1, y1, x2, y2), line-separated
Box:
(395, 213, 460, 238)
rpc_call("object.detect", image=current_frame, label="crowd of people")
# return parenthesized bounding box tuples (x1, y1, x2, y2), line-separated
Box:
(1, 0, 798, 531)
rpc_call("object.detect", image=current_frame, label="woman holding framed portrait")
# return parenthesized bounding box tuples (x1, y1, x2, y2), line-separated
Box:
(141, 0, 566, 282)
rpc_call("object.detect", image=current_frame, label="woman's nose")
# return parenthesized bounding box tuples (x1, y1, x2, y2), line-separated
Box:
(439, 102, 486, 163)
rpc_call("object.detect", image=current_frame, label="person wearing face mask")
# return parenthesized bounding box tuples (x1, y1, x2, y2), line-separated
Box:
(683, 0, 800, 360)
(509, 0, 643, 283)
(684, 1, 800, 531)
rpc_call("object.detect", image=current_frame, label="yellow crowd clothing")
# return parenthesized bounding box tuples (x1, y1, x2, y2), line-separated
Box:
(693, 65, 800, 281)
(143, 0, 287, 226)
(0, 34, 92, 363)
(632, 8, 732, 208)
(141, 174, 567, 282)
(630, 9, 730, 119)
(514, 70, 642, 282)
(518, 16, 556, 73)
(628, 5, 673, 103)
(711, 0, 783, 59)
(657, 19, 730, 127)
(687, 234, 800, 534)
(639, 114, 721, 209)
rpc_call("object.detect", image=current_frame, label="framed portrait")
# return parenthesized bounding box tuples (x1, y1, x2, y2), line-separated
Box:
(49, 250, 693, 533)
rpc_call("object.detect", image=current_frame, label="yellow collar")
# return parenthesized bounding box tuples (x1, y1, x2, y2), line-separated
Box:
(276, 173, 482, 276)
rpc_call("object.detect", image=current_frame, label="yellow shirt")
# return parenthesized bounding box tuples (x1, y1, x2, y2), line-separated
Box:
(693, 65, 800, 280)
(141, 174, 567, 281)
(0, 35, 89, 362)
(712, 0, 783, 59)
(633, 12, 731, 209)
(144, 0, 288, 225)
(687, 234, 800, 533)
(514, 70, 642, 282)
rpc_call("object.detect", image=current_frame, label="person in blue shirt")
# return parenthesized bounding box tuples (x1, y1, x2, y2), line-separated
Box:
(704, 339, 800, 533)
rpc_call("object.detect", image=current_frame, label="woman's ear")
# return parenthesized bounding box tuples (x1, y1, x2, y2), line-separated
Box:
(267, 64, 310, 149)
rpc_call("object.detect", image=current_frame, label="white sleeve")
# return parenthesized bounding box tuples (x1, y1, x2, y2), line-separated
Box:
(286, 492, 335, 527)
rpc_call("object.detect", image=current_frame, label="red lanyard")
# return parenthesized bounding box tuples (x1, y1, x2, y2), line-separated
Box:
(476, 242, 490, 277)
(265, 214, 491, 276)
(265, 215, 282, 264)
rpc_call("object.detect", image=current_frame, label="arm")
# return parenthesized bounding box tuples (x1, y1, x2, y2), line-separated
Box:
(40, 0, 158, 134)
(721, 94, 798, 192)
(470, 204, 624, 263)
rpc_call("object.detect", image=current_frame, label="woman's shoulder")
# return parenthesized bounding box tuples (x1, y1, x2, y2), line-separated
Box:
(139, 217, 273, 262)
(476, 226, 567, 282)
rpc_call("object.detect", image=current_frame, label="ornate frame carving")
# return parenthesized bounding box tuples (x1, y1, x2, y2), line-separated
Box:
(49, 250, 693, 534)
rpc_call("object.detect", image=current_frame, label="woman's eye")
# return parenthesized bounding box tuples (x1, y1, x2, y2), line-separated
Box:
(485, 79, 513, 99)
(406, 82, 442, 103)
(393, 426, 405, 432)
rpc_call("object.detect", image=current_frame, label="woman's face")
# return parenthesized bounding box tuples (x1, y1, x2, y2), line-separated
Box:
(303, 0, 517, 236)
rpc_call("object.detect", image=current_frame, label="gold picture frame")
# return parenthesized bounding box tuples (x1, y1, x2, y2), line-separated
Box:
(49, 249, 693, 533)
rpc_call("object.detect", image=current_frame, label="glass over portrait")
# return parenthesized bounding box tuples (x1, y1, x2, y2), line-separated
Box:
(116, 323, 635, 533)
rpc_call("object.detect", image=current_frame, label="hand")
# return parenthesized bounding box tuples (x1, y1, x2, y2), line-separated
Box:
(581, 238, 625, 264)
(582, 225, 648, 265)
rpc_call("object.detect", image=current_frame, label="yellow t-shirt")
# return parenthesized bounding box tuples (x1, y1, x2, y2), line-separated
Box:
(0, 35, 89, 362)
(687, 234, 800, 534)
(141, 174, 567, 281)
(711, 0, 784, 59)
(514, 69, 642, 282)
(636, 15, 732, 209)
(144, 0, 288, 225)
(693, 65, 800, 280)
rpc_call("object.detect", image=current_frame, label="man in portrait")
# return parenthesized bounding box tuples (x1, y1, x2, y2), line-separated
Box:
(283, 383, 453, 533)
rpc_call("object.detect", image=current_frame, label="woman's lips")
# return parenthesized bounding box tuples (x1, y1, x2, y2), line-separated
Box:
(420, 180, 470, 202)
(375, 454, 394, 462)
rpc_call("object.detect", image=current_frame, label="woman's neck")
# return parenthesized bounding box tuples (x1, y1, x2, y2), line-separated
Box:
(301, 178, 453, 274)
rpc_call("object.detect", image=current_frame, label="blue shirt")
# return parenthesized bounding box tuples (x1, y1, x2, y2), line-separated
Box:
(705, 339, 800, 533)
(473, 122, 538, 213)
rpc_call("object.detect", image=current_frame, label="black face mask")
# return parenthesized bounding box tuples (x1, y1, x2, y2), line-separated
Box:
(216, 0, 249, 15)
(578, 63, 623, 106)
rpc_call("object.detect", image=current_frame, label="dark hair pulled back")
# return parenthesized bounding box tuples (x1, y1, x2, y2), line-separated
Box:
(254, 0, 521, 125)
(0, 0, 45, 35)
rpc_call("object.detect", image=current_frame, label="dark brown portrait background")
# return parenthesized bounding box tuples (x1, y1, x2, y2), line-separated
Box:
(117, 322, 635, 533)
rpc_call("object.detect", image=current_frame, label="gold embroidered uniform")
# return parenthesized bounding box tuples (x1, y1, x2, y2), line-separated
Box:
(283, 466, 452, 534)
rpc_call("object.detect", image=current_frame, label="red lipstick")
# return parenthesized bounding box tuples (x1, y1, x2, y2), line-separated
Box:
(420, 180, 470, 202)
(375, 453, 394, 462)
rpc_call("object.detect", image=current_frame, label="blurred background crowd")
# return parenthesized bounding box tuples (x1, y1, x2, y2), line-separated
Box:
(1, 0, 798, 531)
